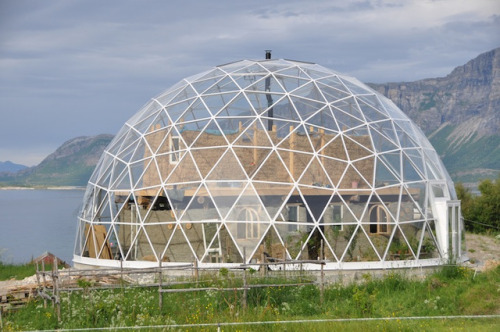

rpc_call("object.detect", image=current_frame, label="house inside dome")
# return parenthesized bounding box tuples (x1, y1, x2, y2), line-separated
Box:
(73, 58, 465, 269)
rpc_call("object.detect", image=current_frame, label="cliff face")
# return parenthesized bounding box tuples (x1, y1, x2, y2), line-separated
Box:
(0, 134, 114, 187)
(370, 48, 500, 182)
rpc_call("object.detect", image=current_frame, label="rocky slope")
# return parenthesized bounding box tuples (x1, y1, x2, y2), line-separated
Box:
(0, 134, 113, 187)
(370, 47, 500, 182)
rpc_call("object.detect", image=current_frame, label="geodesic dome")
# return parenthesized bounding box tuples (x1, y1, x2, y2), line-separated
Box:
(74, 58, 465, 269)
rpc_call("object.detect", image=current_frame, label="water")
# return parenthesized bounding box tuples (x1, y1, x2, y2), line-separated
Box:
(0, 189, 84, 265)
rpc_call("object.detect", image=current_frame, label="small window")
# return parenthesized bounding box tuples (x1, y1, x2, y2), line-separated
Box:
(169, 136, 180, 164)
(332, 205, 343, 231)
(369, 205, 390, 234)
(286, 205, 301, 232)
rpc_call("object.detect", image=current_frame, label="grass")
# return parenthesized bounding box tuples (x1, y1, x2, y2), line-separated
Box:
(2, 264, 499, 331)
(0, 262, 63, 281)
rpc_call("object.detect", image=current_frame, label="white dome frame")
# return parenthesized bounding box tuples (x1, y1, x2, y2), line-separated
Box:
(73, 58, 465, 270)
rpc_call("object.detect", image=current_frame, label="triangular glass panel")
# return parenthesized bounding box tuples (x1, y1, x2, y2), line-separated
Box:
(178, 98, 213, 122)
(366, 230, 389, 261)
(165, 97, 197, 124)
(252, 151, 292, 183)
(339, 77, 373, 95)
(298, 156, 334, 189)
(162, 226, 196, 263)
(253, 182, 293, 221)
(419, 223, 441, 259)
(226, 185, 269, 221)
(110, 163, 131, 190)
(299, 185, 334, 223)
(351, 157, 375, 188)
(320, 133, 348, 161)
(141, 158, 162, 189)
(201, 222, 224, 263)
(190, 76, 223, 95)
(405, 148, 425, 177)
(233, 147, 272, 178)
(304, 107, 340, 132)
(217, 224, 244, 263)
(225, 221, 269, 263)
(331, 96, 365, 121)
(141, 224, 174, 262)
(206, 181, 245, 220)
(190, 147, 226, 178)
(394, 121, 419, 148)
(190, 119, 230, 148)
(340, 225, 365, 262)
(356, 98, 389, 123)
(294, 226, 321, 260)
(201, 92, 239, 117)
(356, 94, 388, 115)
(175, 120, 210, 148)
(317, 76, 351, 95)
(399, 221, 424, 259)
(204, 76, 240, 94)
(277, 124, 314, 153)
(378, 151, 401, 181)
(277, 149, 313, 184)
(373, 188, 400, 222)
(245, 75, 285, 94)
(215, 93, 255, 117)
(206, 149, 247, 181)
(245, 92, 286, 115)
(144, 125, 170, 156)
(376, 120, 399, 146)
(402, 153, 423, 182)
(290, 95, 326, 121)
(356, 227, 382, 261)
(387, 225, 415, 261)
(264, 95, 300, 122)
(275, 74, 311, 92)
(232, 119, 273, 147)
(231, 73, 264, 90)
(369, 126, 399, 153)
(165, 152, 201, 183)
(164, 183, 198, 220)
(252, 225, 286, 262)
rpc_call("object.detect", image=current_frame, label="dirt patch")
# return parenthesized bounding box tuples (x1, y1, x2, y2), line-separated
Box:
(464, 233, 500, 271)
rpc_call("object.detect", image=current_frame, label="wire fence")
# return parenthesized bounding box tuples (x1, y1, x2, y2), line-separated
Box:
(22, 314, 500, 332)
(463, 218, 500, 231)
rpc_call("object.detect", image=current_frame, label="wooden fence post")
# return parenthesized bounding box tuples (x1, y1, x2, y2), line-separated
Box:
(158, 259, 163, 311)
(320, 240, 324, 305)
(242, 248, 247, 311)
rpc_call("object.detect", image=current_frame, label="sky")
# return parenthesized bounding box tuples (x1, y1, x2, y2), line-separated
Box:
(1, 0, 499, 166)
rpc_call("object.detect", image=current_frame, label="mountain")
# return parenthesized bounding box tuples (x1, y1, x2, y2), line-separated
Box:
(369, 47, 500, 183)
(0, 134, 114, 187)
(2, 49, 498, 188)
(0, 161, 28, 173)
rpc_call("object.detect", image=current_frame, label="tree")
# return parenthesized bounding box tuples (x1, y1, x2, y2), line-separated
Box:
(457, 174, 500, 233)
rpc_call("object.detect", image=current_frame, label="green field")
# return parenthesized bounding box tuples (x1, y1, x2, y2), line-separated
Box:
(2, 263, 499, 331)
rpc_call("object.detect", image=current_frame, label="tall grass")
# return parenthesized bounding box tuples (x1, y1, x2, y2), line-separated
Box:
(2, 264, 499, 331)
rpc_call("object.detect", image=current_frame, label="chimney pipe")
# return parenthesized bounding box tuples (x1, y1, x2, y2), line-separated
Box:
(265, 50, 272, 59)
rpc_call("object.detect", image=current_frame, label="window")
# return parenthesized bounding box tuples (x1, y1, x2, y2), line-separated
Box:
(237, 207, 260, 239)
(369, 205, 390, 234)
(286, 205, 301, 232)
(332, 205, 343, 231)
(169, 136, 180, 164)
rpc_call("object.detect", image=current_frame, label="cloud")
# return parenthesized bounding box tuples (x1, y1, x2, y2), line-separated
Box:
(0, 0, 499, 165)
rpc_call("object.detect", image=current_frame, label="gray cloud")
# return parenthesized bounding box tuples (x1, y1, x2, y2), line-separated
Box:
(0, 0, 499, 166)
